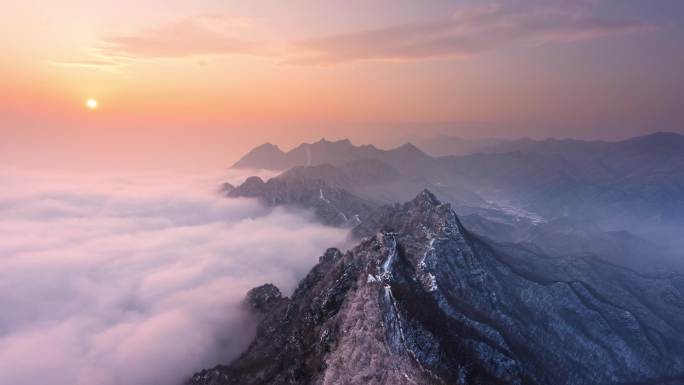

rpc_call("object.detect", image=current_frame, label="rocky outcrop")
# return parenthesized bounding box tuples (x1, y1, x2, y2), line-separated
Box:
(225, 175, 372, 227)
(190, 191, 684, 385)
(245, 284, 284, 313)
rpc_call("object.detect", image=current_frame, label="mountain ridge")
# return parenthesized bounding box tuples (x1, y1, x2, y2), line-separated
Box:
(232, 138, 431, 172)
(231, 133, 684, 227)
(233, 132, 684, 170)
(189, 190, 684, 385)
(225, 157, 681, 272)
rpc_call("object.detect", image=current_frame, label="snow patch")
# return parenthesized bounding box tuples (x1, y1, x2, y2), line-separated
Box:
(486, 199, 546, 224)
(378, 233, 398, 283)
(419, 238, 438, 292)
(319, 188, 330, 203)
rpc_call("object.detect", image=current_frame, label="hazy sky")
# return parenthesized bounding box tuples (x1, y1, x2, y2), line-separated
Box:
(2, 0, 683, 170)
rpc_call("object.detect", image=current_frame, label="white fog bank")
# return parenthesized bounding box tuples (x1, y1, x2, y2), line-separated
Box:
(0, 168, 349, 385)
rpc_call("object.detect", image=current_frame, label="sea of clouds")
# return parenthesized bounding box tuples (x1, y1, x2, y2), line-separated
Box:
(0, 168, 349, 385)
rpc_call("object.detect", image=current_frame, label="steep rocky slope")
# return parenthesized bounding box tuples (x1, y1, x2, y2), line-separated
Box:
(222, 175, 373, 227)
(189, 191, 684, 385)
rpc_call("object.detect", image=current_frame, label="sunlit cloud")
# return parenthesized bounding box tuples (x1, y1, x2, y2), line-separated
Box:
(47, 58, 124, 71)
(98, 14, 268, 59)
(287, 3, 652, 64)
(46, 14, 273, 73)
(47, 3, 652, 68)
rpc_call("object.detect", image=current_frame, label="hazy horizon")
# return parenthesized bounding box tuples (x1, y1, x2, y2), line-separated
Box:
(3, 0, 684, 171)
(3, 128, 682, 172)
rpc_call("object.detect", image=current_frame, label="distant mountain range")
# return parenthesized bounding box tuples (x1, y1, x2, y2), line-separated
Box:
(186, 133, 684, 384)
(225, 159, 678, 273)
(232, 133, 684, 229)
(233, 138, 434, 178)
(414, 135, 507, 156)
(415, 132, 684, 158)
(190, 191, 684, 385)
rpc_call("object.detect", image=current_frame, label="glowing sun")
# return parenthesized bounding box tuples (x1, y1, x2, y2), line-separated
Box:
(86, 98, 98, 110)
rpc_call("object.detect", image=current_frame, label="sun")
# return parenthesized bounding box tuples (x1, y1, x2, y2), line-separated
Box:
(86, 98, 98, 110)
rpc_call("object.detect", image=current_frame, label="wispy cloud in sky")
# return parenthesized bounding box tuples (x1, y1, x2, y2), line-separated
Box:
(48, 58, 124, 70)
(98, 14, 267, 59)
(57, 2, 651, 67)
(288, 3, 651, 64)
(47, 14, 269, 70)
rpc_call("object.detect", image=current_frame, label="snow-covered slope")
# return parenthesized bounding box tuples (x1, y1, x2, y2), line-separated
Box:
(189, 191, 684, 385)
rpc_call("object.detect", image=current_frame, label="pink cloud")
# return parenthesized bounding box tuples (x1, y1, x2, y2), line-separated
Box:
(99, 14, 265, 59)
(288, 3, 652, 64)
(0, 169, 349, 385)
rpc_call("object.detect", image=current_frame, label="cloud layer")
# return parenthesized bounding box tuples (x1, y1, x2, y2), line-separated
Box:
(58, 2, 649, 67)
(0, 169, 348, 385)
(290, 3, 650, 64)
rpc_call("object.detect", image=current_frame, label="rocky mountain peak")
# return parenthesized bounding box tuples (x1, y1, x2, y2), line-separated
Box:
(243, 175, 265, 185)
(227, 176, 266, 197)
(219, 182, 235, 194)
(232, 143, 287, 169)
(353, 189, 460, 240)
(314, 138, 352, 146)
(396, 142, 423, 153)
(191, 190, 684, 385)
(255, 142, 280, 151)
(224, 173, 373, 227)
(414, 188, 441, 206)
(319, 247, 343, 264)
(245, 284, 283, 313)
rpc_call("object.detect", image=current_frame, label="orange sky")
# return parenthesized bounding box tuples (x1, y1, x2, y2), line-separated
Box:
(2, 0, 683, 170)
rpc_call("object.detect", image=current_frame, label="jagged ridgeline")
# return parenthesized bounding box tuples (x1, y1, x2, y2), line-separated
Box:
(229, 135, 684, 227)
(189, 191, 684, 385)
